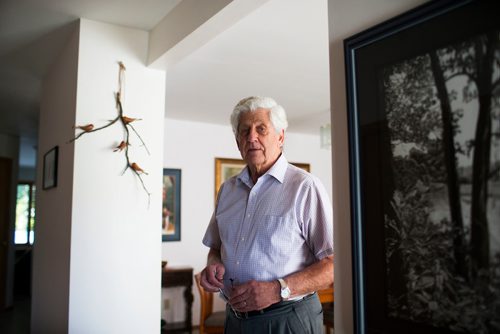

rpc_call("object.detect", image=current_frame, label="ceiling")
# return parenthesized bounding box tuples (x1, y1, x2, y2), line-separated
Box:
(0, 0, 330, 167)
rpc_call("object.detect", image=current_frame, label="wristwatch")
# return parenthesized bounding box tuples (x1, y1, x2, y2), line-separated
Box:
(278, 278, 291, 300)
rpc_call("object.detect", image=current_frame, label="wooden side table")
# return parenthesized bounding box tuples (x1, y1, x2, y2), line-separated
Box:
(161, 266, 194, 333)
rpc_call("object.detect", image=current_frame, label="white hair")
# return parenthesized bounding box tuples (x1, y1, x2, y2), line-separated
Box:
(230, 96, 288, 137)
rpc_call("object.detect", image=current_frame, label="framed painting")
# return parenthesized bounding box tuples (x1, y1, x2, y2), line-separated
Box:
(214, 158, 245, 200)
(43, 146, 58, 190)
(214, 157, 310, 200)
(345, 1, 500, 333)
(162, 168, 181, 242)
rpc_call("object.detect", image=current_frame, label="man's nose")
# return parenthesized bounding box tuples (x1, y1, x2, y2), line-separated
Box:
(247, 128, 258, 142)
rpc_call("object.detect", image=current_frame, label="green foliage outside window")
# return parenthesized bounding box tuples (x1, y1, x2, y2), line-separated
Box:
(15, 183, 35, 245)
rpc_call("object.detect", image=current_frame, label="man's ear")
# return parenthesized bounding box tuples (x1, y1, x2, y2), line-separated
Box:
(278, 130, 285, 147)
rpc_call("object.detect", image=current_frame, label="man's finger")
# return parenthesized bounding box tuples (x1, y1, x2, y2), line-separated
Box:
(200, 273, 221, 292)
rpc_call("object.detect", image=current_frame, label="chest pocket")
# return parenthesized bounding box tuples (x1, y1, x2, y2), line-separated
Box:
(252, 215, 302, 257)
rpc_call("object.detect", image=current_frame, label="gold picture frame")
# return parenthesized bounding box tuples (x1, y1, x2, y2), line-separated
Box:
(214, 157, 310, 200)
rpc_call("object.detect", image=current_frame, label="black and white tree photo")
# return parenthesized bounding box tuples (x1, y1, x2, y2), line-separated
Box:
(382, 31, 500, 333)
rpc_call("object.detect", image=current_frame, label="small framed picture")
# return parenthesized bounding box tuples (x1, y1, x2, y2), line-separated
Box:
(43, 146, 58, 190)
(162, 168, 181, 242)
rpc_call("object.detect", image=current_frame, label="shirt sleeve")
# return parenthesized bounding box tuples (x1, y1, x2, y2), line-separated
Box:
(202, 209, 221, 250)
(300, 175, 334, 260)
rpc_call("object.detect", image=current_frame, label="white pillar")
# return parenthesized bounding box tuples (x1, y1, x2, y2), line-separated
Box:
(32, 19, 165, 333)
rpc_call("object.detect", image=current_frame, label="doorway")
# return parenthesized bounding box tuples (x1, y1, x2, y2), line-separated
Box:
(0, 157, 13, 311)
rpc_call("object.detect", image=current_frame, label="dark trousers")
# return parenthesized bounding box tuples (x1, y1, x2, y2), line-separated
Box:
(224, 293, 323, 334)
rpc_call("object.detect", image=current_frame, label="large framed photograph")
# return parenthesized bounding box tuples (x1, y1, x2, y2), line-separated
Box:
(43, 146, 59, 190)
(345, 1, 500, 333)
(214, 157, 310, 200)
(162, 168, 181, 242)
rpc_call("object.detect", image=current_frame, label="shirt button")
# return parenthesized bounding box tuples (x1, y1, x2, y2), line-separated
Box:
(236, 261, 240, 265)
(241, 237, 245, 241)
(247, 214, 250, 218)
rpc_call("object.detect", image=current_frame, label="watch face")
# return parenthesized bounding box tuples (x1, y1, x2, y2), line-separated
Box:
(281, 287, 291, 299)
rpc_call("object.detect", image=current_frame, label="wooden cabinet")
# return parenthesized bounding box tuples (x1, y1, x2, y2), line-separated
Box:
(161, 267, 194, 333)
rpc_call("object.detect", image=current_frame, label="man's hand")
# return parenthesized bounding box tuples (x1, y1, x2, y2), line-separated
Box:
(200, 248, 225, 292)
(200, 263, 225, 292)
(228, 280, 281, 312)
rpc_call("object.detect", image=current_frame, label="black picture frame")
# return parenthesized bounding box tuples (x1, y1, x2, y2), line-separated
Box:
(162, 168, 181, 242)
(42, 146, 58, 190)
(345, 1, 499, 333)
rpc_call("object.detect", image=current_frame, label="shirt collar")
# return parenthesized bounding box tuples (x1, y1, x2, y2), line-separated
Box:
(237, 154, 288, 187)
(266, 154, 288, 183)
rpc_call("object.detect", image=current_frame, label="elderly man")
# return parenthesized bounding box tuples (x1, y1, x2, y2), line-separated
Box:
(201, 96, 333, 333)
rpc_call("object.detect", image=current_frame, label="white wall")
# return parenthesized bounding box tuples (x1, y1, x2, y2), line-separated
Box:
(33, 19, 166, 333)
(161, 118, 332, 325)
(68, 19, 165, 333)
(327, 1, 428, 333)
(31, 24, 79, 333)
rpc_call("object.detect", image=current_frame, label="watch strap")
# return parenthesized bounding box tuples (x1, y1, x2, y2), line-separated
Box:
(278, 278, 290, 300)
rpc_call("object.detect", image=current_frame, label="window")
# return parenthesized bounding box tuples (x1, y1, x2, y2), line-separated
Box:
(15, 183, 35, 245)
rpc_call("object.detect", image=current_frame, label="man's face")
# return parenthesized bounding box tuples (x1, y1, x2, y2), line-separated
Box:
(236, 108, 284, 175)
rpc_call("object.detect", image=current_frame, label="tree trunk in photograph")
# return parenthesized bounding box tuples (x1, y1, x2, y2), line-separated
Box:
(379, 111, 409, 311)
(429, 51, 469, 282)
(470, 32, 497, 281)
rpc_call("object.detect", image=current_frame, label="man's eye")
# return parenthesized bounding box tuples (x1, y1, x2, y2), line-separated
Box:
(257, 127, 266, 134)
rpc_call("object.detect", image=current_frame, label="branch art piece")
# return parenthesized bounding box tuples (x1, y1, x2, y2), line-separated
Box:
(70, 62, 151, 205)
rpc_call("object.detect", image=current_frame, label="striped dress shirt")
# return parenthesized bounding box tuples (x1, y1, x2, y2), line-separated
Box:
(203, 154, 333, 291)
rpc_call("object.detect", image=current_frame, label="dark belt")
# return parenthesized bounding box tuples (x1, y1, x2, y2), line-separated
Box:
(230, 293, 316, 319)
